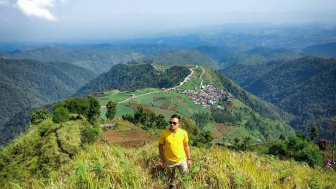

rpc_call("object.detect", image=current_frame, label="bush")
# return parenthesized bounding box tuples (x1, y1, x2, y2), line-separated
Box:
(192, 131, 214, 148)
(268, 137, 323, 167)
(52, 107, 70, 123)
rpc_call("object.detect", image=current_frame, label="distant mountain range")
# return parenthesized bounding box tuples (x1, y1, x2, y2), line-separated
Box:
(302, 42, 336, 57)
(220, 56, 336, 139)
(0, 44, 177, 74)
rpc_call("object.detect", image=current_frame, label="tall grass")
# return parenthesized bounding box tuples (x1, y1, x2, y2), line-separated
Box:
(5, 142, 334, 189)
(1, 118, 335, 188)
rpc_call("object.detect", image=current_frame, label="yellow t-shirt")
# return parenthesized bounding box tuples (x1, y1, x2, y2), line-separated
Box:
(158, 128, 189, 163)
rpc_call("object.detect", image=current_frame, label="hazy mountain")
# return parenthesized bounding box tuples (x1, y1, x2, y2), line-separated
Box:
(0, 58, 96, 145)
(3, 44, 176, 74)
(302, 42, 336, 57)
(142, 49, 219, 69)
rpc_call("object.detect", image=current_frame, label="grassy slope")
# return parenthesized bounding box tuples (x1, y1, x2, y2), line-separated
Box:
(1, 121, 335, 188)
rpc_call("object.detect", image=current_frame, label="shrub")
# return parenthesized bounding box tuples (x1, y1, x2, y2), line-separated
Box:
(52, 107, 70, 123)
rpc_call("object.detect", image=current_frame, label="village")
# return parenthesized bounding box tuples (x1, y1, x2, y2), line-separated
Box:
(175, 84, 234, 109)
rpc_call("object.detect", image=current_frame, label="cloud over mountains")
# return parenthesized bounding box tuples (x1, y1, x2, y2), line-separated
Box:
(15, 0, 58, 21)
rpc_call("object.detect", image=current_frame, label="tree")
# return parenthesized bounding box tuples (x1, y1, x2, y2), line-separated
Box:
(65, 97, 89, 116)
(155, 114, 167, 129)
(86, 96, 101, 125)
(31, 109, 50, 125)
(144, 109, 156, 128)
(243, 135, 253, 151)
(105, 100, 117, 121)
(193, 131, 214, 148)
(279, 133, 286, 141)
(310, 126, 319, 142)
(181, 117, 199, 136)
(134, 106, 145, 124)
(296, 130, 306, 139)
(52, 107, 70, 123)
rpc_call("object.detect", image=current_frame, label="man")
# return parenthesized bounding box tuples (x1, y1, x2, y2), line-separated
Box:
(158, 114, 191, 188)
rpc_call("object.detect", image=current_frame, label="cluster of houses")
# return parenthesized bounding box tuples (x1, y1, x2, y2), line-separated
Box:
(175, 84, 234, 109)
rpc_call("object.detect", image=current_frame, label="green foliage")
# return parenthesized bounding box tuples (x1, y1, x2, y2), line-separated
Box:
(52, 107, 70, 123)
(192, 131, 214, 148)
(279, 133, 286, 140)
(86, 96, 101, 125)
(268, 136, 323, 167)
(310, 126, 319, 142)
(192, 112, 212, 130)
(80, 121, 100, 145)
(64, 97, 90, 116)
(308, 177, 322, 189)
(0, 119, 92, 186)
(211, 107, 241, 126)
(30, 109, 50, 125)
(71, 161, 89, 188)
(181, 117, 199, 136)
(155, 114, 167, 130)
(105, 100, 117, 121)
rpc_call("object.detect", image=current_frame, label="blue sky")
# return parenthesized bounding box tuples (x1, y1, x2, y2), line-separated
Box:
(1, 0, 336, 42)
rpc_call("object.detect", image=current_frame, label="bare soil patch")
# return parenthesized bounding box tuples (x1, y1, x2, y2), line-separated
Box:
(153, 97, 164, 102)
(160, 102, 171, 109)
(214, 122, 238, 136)
(170, 105, 178, 111)
(176, 96, 184, 103)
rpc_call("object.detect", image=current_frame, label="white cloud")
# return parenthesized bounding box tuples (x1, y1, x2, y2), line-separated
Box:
(15, 0, 58, 21)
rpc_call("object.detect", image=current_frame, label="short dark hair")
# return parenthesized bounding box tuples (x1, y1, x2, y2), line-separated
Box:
(171, 114, 181, 122)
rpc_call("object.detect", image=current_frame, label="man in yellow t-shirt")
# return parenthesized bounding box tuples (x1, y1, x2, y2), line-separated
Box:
(158, 114, 191, 188)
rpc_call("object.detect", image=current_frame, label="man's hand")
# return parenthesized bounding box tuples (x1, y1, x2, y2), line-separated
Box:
(158, 159, 166, 168)
(187, 159, 191, 168)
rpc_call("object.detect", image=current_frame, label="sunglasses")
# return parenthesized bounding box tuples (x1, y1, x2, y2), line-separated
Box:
(169, 121, 178, 125)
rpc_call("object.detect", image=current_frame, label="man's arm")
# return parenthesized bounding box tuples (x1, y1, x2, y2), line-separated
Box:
(158, 143, 166, 164)
(183, 142, 191, 168)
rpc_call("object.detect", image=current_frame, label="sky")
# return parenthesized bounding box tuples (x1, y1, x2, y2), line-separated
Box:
(0, 0, 336, 43)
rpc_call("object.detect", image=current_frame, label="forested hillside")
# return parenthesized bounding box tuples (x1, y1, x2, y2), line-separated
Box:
(204, 67, 294, 124)
(0, 58, 96, 145)
(302, 42, 336, 57)
(76, 63, 190, 96)
(220, 56, 336, 139)
(3, 44, 176, 74)
(142, 49, 219, 69)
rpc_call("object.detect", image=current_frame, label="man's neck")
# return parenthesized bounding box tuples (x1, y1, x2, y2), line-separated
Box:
(169, 128, 178, 133)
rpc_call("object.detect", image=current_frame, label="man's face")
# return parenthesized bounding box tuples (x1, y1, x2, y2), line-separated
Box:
(169, 118, 180, 130)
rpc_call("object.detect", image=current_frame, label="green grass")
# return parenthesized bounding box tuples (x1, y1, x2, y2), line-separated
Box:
(225, 127, 250, 141)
